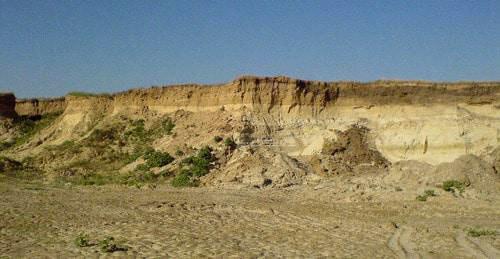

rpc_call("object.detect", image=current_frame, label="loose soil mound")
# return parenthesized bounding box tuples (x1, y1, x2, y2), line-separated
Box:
(311, 125, 390, 175)
(203, 146, 310, 188)
(429, 155, 499, 192)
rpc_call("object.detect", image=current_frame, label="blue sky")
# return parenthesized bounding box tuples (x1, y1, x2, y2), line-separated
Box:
(1, 0, 499, 98)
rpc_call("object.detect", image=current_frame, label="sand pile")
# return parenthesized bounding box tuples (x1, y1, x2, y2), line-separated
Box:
(311, 125, 390, 175)
(386, 155, 499, 193)
(203, 146, 311, 188)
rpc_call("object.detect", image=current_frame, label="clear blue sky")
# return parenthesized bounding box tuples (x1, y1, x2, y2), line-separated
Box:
(1, 0, 499, 98)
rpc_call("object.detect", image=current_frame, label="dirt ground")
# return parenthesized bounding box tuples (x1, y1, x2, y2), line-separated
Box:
(0, 179, 499, 258)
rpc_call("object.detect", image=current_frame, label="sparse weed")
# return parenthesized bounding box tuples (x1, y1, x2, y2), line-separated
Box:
(67, 91, 110, 97)
(442, 180, 465, 193)
(74, 233, 92, 247)
(424, 189, 437, 197)
(416, 189, 437, 202)
(99, 236, 128, 253)
(467, 228, 497, 237)
(161, 117, 175, 135)
(10, 112, 61, 147)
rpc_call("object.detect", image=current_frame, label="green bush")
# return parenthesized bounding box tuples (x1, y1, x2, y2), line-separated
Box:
(442, 180, 465, 193)
(136, 149, 175, 171)
(172, 146, 215, 187)
(140, 150, 174, 170)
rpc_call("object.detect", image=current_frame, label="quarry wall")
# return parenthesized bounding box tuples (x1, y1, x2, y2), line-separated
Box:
(8, 76, 500, 165)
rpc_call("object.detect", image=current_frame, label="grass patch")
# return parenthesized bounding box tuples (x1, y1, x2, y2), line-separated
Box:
(67, 91, 110, 97)
(442, 180, 465, 193)
(467, 228, 497, 237)
(56, 169, 171, 187)
(124, 119, 151, 143)
(0, 156, 43, 181)
(213, 136, 223, 143)
(74, 233, 92, 247)
(416, 189, 437, 202)
(10, 112, 62, 147)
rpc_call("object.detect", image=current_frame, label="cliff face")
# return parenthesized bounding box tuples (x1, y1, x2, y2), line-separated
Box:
(0, 93, 17, 119)
(107, 76, 499, 114)
(10, 76, 500, 165)
(15, 98, 66, 117)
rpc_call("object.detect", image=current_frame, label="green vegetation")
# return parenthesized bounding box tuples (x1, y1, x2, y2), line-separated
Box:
(125, 119, 150, 143)
(0, 140, 15, 151)
(171, 146, 215, 187)
(171, 170, 197, 187)
(175, 149, 184, 156)
(161, 117, 175, 135)
(67, 91, 110, 97)
(86, 128, 118, 143)
(56, 170, 171, 187)
(99, 236, 127, 253)
(74, 233, 92, 247)
(416, 189, 437, 202)
(123, 117, 175, 145)
(467, 228, 497, 237)
(213, 136, 223, 143)
(224, 137, 237, 150)
(7, 112, 62, 148)
(0, 156, 42, 181)
(142, 149, 174, 169)
(442, 180, 465, 193)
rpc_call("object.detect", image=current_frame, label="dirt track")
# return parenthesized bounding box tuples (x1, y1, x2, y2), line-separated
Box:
(0, 180, 499, 258)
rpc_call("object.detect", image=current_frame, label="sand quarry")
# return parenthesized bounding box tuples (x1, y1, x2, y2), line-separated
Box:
(1, 76, 499, 258)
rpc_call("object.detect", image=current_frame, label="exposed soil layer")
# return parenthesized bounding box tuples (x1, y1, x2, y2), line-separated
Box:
(15, 98, 66, 118)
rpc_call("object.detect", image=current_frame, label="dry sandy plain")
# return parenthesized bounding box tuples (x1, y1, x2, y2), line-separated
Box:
(1, 178, 499, 258)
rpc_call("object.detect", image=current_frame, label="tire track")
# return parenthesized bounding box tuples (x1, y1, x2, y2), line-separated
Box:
(456, 232, 500, 259)
(388, 226, 420, 259)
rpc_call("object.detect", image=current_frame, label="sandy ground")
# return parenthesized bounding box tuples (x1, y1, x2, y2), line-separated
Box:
(0, 179, 499, 258)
